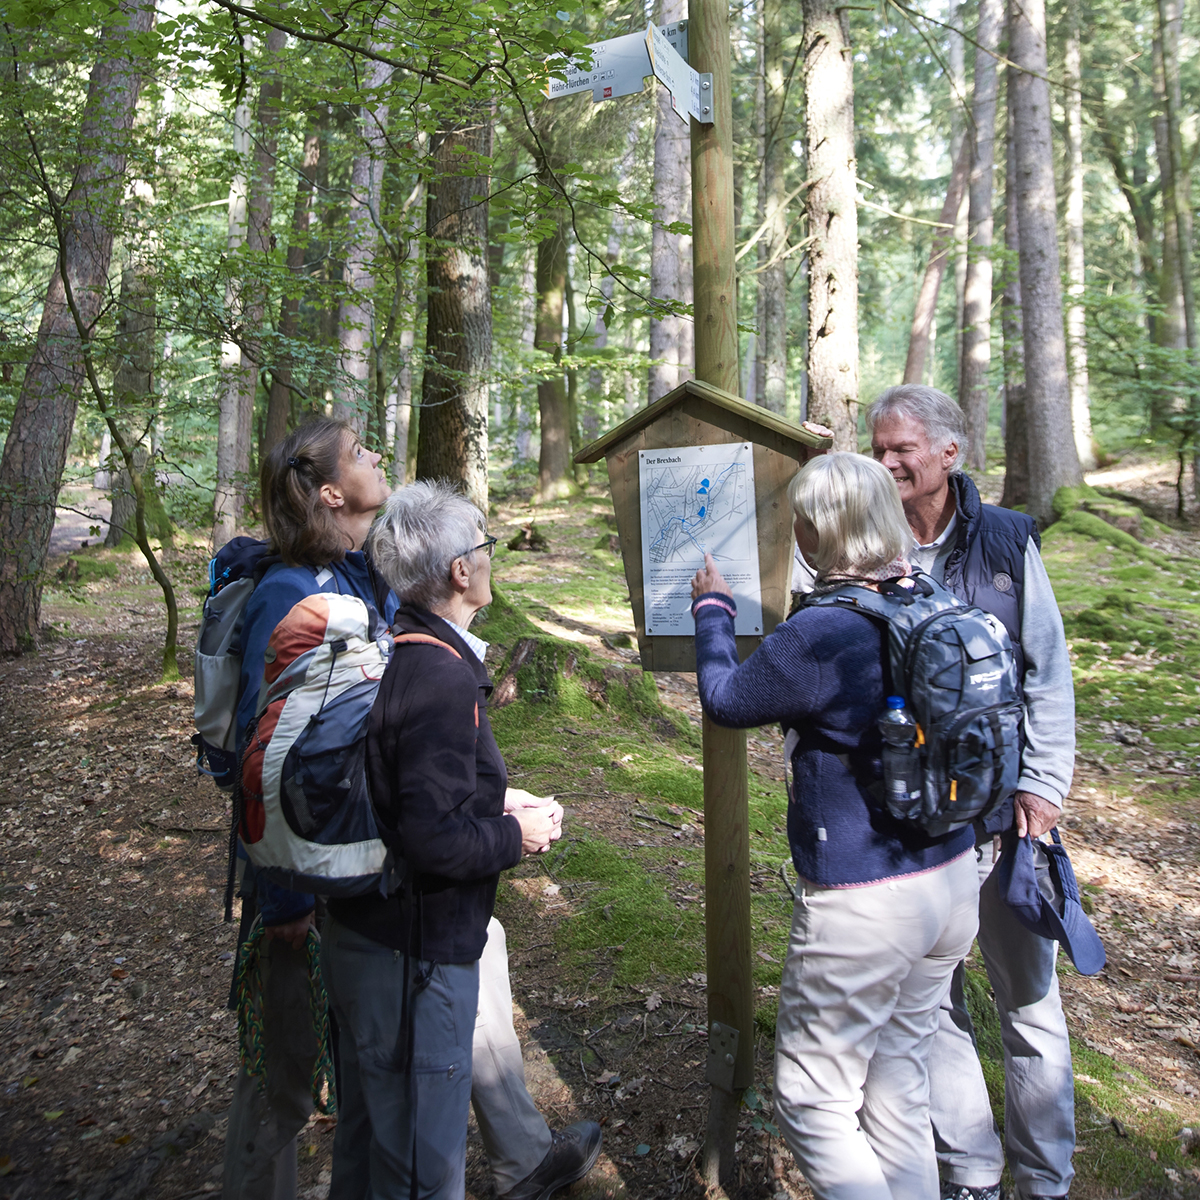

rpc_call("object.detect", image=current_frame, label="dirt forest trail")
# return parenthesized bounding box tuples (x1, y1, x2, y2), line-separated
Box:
(0, 467, 1199, 1200)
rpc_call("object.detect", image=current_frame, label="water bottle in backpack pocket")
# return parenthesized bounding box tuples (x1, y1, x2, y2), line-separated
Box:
(877, 696, 923, 822)
(805, 573, 1023, 836)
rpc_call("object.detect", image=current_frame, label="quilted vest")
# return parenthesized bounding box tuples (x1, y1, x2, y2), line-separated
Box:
(938, 473, 1038, 834)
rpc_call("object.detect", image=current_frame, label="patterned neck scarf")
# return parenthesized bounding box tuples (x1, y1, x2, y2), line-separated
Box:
(813, 555, 912, 593)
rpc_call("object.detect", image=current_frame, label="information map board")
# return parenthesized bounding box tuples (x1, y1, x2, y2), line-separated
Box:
(639, 443, 763, 637)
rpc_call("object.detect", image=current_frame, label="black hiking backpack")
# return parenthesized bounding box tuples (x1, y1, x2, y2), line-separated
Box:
(802, 572, 1023, 836)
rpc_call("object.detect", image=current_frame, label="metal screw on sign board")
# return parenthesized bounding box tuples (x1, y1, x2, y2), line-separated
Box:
(705, 1022, 740, 1094)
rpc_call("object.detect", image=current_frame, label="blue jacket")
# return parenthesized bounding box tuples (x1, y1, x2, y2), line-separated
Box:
(693, 594, 974, 887)
(237, 552, 398, 925)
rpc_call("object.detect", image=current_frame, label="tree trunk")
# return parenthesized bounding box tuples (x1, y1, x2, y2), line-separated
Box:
(532, 208, 574, 500)
(949, 2, 969, 394)
(903, 140, 971, 385)
(106, 263, 157, 547)
(1156, 0, 1196, 353)
(802, 0, 858, 449)
(648, 0, 693, 403)
(414, 110, 493, 513)
(336, 55, 392, 432)
(1010, 0, 1082, 521)
(759, 0, 788, 414)
(0, 0, 154, 653)
(1001, 61, 1029, 509)
(1063, 0, 1095, 470)
(959, 0, 1003, 471)
(264, 114, 322, 458)
(213, 79, 252, 549)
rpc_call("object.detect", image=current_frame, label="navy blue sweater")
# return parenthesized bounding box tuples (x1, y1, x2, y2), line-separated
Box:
(693, 594, 974, 886)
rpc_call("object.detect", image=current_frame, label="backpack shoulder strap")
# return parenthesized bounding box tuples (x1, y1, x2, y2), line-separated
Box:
(393, 632, 463, 660)
(392, 632, 475, 727)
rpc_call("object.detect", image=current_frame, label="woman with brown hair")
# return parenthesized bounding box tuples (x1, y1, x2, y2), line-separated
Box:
(223, 415, 394, 1200)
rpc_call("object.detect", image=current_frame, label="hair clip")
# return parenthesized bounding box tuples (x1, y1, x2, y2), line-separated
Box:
(287, 457, 300, 467)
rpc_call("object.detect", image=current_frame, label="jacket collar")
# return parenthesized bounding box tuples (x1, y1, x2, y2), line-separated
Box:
(947, 472, 982, 549)
(392, 605, 493, 694)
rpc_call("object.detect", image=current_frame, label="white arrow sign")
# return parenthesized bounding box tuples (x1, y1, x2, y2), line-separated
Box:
(545, 30, 652, 104)
(645, 24, 713, 124)
(545, 23, 712, 124)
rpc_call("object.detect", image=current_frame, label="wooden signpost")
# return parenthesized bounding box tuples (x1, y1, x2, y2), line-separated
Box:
(576, 386, 829, 1186)
(557, 0, 834, 1183)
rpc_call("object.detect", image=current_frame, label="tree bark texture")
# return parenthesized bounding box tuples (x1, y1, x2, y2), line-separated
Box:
(0, 0, 154, 653)
(949, 2, 969, 393)
(648, 0, 694, 403)
(1010, 0, 1082, 521)
(414, 111, 493, 514)
(959, 0, 1003, 471)
(106, 263, 157, 548)
(1063, 0, 1095, 470)
(336, 54, 392, 432)
(531, 207, 573, 501)
(758, 0, 788, 414)
(213, 85, 252, 549)
(802, 0, 858, 448)
(264, 116, 321, 458)
(1155, 0, 1195, 353)
(1001, 63, 1029, 510)
(903, 140, 970, 386)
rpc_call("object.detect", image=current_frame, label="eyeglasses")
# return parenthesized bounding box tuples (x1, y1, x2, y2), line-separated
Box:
(463, 535, 497, 560)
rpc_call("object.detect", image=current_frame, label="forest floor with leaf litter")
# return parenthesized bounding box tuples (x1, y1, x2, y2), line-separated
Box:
(1, 465, 1200, 1199)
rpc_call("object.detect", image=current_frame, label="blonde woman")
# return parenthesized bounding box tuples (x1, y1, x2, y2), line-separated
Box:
(690, 452, 980, 1200)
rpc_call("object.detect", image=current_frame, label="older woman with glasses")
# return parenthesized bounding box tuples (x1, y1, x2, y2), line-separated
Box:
(690, 453, 980, 1200)
(321, 481, 558, 1200)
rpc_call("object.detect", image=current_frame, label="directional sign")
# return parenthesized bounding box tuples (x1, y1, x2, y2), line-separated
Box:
(545, 22, 712, 122)
(546, 30, 652, 104)
(645, 24, 714, 125)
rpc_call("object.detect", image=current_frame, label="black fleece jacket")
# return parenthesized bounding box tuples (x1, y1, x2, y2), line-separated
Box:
(326, 607, 522, 963)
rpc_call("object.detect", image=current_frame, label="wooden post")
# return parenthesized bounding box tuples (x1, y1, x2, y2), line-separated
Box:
(690, 0, 753, 1188)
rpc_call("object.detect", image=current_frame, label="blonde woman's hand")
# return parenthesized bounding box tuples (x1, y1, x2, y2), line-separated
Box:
(505, 787, 563, 842)
(513, 806, 556, 855)
(691, 552, 732, 600)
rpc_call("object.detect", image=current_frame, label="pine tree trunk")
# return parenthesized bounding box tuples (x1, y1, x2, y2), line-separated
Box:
(213, 85, 252, 548)
(959, 0, 1003, 471)
(903, 140, 971, 385)
(106, 263, 157, 547)
(532, 208, 574, 500)
(1010, 0, 1082, 521)
(0, 0, 154, 653)
(414, 110, 493, 512)
(336, 56, 391, 432)
(648, 0, 693, 403)
(949, 2, 969, 394)
(1001, 60, 1029, 509)
(759, 0, 788, 414)
(264, 114, 321, 459)
(802, 0, 858, 448)
(1063, 2, 1095, 471)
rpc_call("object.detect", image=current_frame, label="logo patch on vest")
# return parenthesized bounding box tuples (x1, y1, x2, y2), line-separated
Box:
(992, 571, 1012, 593)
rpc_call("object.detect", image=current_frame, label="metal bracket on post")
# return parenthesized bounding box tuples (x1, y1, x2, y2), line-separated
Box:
(705, 1021, 740, 1093)
(698, 74, 714, 123)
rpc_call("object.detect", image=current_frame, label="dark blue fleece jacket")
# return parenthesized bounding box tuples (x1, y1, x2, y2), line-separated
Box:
(693, 594, 974, 886)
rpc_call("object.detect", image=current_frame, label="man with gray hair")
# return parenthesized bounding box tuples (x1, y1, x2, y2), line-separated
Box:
(866, 384, 1077, 1200)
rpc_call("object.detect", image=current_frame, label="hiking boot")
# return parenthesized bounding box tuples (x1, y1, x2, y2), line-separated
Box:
(499, 1121, 603, 1200)
(940, 1185, 1003, 1200)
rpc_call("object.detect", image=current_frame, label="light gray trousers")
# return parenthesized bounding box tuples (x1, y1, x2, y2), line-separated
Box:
(928, 840, 1076, 1199)
(773, 851, 980, 1200)
(222, 917, 551, 1200)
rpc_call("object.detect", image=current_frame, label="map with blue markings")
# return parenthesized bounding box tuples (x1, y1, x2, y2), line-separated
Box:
(638, 443, 764, 638)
